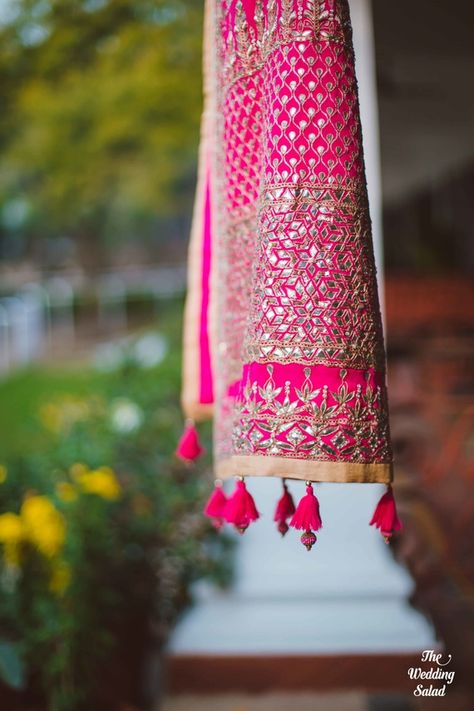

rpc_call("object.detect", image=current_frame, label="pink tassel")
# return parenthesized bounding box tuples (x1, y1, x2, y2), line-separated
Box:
(370, 485, 402, 543)
(273, 480, 296, 537)
(224, 478, 260, 534)
(176, 420, 204, 462)
(290, 483, 322, 551)
(204, 482, 228, 530)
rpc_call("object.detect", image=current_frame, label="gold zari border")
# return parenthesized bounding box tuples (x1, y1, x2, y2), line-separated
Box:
(216, 455, 393, 484)
(180, 401, 214, 423)
(181, 0, 216, 423)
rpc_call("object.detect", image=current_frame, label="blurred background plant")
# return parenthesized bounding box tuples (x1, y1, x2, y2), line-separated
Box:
(0, 300, 233, 711)
(0, 0, 203, 271)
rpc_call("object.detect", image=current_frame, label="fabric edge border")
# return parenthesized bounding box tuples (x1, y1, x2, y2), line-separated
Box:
(216, 455, 393, 483)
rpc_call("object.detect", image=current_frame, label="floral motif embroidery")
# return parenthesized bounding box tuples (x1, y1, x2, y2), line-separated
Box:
(233, 364, 392, 463)
(221, 0, 353, 90)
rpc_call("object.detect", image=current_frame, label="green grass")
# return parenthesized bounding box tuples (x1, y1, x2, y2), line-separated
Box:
(0, 367, 110, 458)
(0, 298, 184, 460)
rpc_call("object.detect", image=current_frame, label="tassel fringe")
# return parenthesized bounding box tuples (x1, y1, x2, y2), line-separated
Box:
(224, 478, 260, 534)
(369, 485, 402, 543)
(176, 420, 204, 462)
(204, 482, 227, 530)
(202, 479, 402, 548)
(273, 480, 296, 537)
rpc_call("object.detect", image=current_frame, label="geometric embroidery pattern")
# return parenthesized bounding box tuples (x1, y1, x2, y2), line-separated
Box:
(209, 0, 392, 470)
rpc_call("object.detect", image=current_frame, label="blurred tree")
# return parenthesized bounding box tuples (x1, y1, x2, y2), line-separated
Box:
(0, 0, 203, 270)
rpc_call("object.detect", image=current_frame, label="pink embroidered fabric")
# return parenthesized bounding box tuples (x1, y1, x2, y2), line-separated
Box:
(184, 0, 393, 484)
(199, 172, 214, 406)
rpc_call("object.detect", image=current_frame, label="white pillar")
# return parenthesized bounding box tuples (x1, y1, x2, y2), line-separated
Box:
(349, 0, 385, 315)
(169, 0, 436, 657)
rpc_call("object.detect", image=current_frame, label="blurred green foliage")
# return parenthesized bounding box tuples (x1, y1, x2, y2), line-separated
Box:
(0, 303, 232, 710)
(0, 0, 203, 263)
(0, 368, 107, 459)
(0, 298, 185, 458)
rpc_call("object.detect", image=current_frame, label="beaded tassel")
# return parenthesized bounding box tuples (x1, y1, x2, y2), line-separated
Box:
(273, 480, 296, 537)
(290, 482, 322, 551)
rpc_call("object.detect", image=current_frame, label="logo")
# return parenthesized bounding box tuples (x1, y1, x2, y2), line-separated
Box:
(408, 649, 455, 697)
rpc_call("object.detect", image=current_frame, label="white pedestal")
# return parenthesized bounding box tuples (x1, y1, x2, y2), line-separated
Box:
(170, 0, 436, 660)
(169, 480, 436, 654)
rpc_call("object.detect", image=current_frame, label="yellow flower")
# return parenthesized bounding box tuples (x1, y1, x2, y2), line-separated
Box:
(0, 513, 24, 566)
(21, 496, 66, 558)
(0, 513, 23, 543)
(49, 561, 72, 596)
(0, 465, 7, 484)
(56, 481, 77, 503)
(39, 402, 60, 433)
(39, 396, 90, 433)
(77, 467, 121, 501)
(3, 543, 21, 566)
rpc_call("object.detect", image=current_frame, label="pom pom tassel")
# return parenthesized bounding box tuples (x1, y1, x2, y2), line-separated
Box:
(273, 480, 296, 536)
(290, 482, 322, 551)
(369, 485, 402, 543)
(203, 481, 228, 530)
(176, 420, 204, 462)
(224, 478, 260, 534)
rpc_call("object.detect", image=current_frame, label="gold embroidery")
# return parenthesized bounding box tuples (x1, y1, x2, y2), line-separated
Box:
(221, 0, 350, 91)
(207, 0, 391, 476)
(244, 182, 385, 369)
(233, 366, 392, 463)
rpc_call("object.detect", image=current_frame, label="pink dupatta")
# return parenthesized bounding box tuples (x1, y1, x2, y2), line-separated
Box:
(181, 0, 399, 548)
